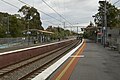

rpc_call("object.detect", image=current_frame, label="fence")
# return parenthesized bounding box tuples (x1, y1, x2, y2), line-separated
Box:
(0, 37, 27, 44)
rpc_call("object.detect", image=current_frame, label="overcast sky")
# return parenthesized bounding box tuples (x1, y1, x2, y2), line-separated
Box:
(0, 0, 119, 30)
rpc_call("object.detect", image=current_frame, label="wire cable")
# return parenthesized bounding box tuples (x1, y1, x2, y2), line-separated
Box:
(2, 0, 73, 27)
(43, 20, 58, 26)
(42, 0, 73, 26)
(1, 0, 62, 25)
(1, 0, 63, 27)
(1, 0, 20, 9)
(113, 0, 120, 5)
(18, 0, 63, 23)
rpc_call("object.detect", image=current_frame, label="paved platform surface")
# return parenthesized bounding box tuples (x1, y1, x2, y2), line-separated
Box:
(49, 40, 120, 80)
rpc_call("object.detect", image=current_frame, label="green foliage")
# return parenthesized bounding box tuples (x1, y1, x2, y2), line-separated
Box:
(9, 15, 24, 37)
(83, 22, 97, 40)
(0, 5, 44, 38)
(0, 25, 6, 37)
(0, 12, 8, 37)
(46, 26, 72, 40)
(0, 13, 26, 37)
(94, 1, 120, 28)
(18, 5, 43, 30)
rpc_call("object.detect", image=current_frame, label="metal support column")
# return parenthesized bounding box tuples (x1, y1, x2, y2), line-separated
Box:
(104, 0, 107, 47)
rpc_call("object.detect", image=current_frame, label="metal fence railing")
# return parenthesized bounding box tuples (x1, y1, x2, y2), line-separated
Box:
(0, 37, 27, 49)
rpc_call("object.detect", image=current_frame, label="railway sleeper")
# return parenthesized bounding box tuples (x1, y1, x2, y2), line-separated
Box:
(20, 41, 80, 80)
(0, 40, 77, 79)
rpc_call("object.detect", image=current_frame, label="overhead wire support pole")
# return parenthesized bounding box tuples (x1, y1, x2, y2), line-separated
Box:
(7, 16, 10, 46)
(63, 22, 65, 38)
(104, 0, 107, 47)
(103, 0, 120, 47)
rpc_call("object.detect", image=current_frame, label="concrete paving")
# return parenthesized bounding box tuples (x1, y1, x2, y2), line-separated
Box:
(69, 40, 120, 80)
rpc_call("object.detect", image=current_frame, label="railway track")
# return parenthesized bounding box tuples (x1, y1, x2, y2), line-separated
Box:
(0, 40, 80, 80)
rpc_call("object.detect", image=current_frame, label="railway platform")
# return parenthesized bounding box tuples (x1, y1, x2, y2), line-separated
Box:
(33, 39, 120, 80)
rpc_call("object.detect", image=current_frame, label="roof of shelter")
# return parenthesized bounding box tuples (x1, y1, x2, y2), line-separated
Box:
(38, 30, 54, 34)
(23, 29, 54, 34)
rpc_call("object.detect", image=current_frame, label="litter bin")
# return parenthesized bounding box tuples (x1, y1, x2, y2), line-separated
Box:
(34, 40, 37, 44)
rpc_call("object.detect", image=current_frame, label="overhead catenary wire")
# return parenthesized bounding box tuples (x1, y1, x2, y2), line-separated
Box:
(41, 0, 73, 26)
(42, 0, 62, 17)
(18, 0, 63, 23)
(1, 0, 20, 9)
(113, 0, 120, 5)
(43, 20, 58, 26)
(1, 0, 60, 27)
(1, 0, 73, 29)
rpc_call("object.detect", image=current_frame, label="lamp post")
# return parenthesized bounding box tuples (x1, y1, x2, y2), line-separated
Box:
(27, 20, 31, 45)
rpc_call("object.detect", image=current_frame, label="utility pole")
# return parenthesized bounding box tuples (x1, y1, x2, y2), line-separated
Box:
(7, 16, 9, 35)
(63, 22, 65, 28)
(63, 22, 65, 38)
(7, 16, 10, 46)
(104, 0, 107, 47)
(27, 20, 31, 45)
(77, 26, 78, 34)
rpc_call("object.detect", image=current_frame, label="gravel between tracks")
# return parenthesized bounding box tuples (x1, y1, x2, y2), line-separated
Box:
(0, 40, 79, 80)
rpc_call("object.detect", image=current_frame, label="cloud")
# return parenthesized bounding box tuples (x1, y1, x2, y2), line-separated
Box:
(0, 0, 118, 29)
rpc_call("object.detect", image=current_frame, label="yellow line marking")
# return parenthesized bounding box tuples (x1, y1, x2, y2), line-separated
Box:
(70, 55, 84, 58)
(56, 42, 86, 80)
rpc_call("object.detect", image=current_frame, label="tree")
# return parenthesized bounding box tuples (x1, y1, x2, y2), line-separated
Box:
(94, 1, 120, 28)
(83, 22, 97, 40)
(0, 24, 5, 37)
(18, 5, 43, 30)
(0, 12, 27, 37)
(46, 26, 72, 39)
(9, 15, 24, 37)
